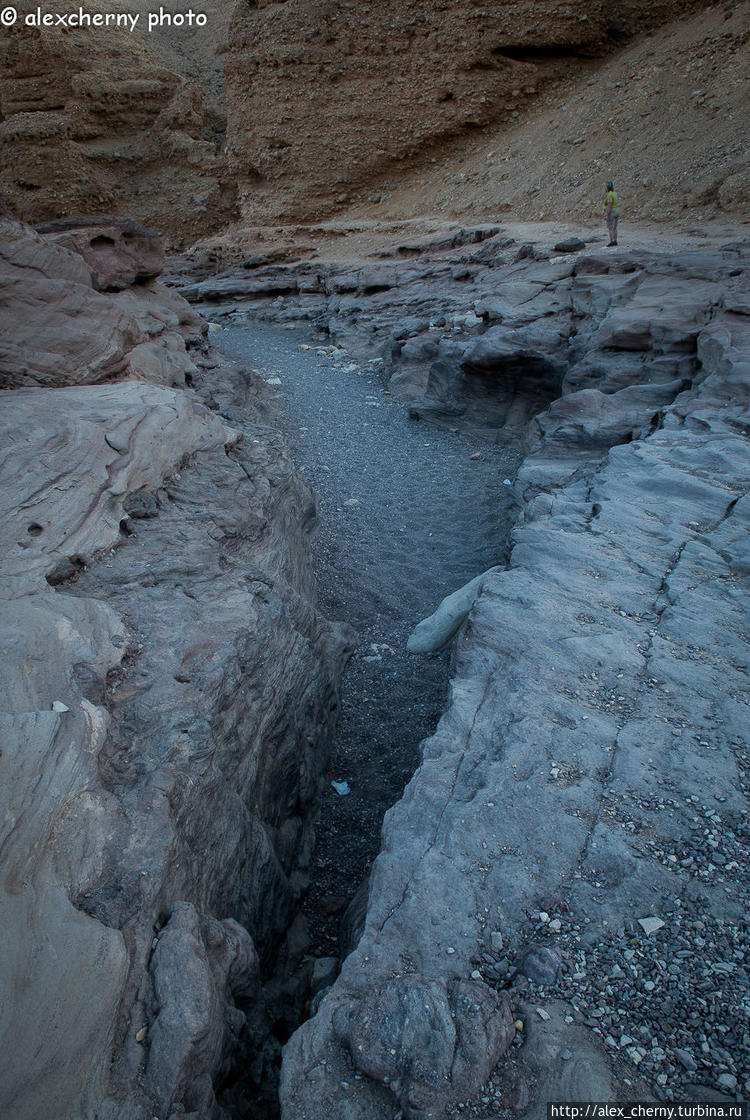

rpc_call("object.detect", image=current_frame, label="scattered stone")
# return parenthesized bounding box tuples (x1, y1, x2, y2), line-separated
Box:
(520, 946, 565, 986)
(554, 238, 586, 254)
(674, 1048, 697, 1072)
(638, 917, 665, 935)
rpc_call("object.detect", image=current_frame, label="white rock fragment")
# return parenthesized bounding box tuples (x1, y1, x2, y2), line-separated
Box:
(407, 566, 502, 653)
(638, 916, 665, 935)
(535, 1007, 551, 1021)
(52, 700, 70, 712)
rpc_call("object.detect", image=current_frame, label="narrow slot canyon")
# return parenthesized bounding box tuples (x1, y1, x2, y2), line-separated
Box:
(1, 204, 748, 1120)
(212, 320, 527, 1114)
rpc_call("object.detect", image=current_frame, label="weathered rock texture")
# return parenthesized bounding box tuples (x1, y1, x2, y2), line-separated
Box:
(0, 213, 349, 1119)
(0, 4, 236, 243)
(0, 213, 200, 389)
(3, 0, 744, 239)
(351, 1, 750, 227)
(193, 233, 750, 1112)
(225, 0, 715, 223)
(36, 215, 166, 290)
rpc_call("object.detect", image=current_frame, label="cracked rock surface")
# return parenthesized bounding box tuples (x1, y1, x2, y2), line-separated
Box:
(0, 214, 349, 1120)
(232, 231, 750, 1116)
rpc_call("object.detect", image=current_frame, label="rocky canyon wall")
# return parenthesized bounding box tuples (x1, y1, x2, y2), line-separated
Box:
(0, 1, 236, 244)
(1, 0, 732, 243)
(224, 0, 714, 223)
(0, 212, 350, 1119)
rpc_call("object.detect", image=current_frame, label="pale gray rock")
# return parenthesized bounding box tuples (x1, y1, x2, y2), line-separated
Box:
(1, 382, 234, 596)
(0, 217, 350, 1120)
(0, 276, 143, 387)
(596, 277, 724, 351)
(407, 566, 502, 653)
(279, 252, 750, 1117)
(146, 902, 259, 1119)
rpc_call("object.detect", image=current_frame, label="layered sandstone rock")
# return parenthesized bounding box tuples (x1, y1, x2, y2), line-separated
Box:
(1, 0, 740, 237)
(0, 215, 349, 1119)
(0, 212, 199, 388)
(36, 215, 166, 290)
(0, 5, 236, 244)
(225, 0, 713, 223)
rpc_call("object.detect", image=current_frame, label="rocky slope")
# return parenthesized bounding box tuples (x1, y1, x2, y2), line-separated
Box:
(356, 1, 750, 227)
(225, 0, 718, 224)
(179, 227, 750, 1113)
(0, 212, 350, 1119)
(3, 0, 747, 242)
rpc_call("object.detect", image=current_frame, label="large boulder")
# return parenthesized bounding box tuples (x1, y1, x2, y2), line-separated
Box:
(35, 216, 166, 290)
(0, 213, 198, 388)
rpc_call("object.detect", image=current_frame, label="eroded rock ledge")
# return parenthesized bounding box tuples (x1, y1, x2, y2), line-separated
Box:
(0, 213, 350, 1119)
(230, 233, 750, 1115)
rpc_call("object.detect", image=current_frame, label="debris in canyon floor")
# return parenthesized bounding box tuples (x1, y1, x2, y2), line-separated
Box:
(469, 451, 484, 460)
(521, 912, 750, 1100)
(51, 700, 70, 712)
(638, 916, 666, 935)
(331, 780, 351, 796)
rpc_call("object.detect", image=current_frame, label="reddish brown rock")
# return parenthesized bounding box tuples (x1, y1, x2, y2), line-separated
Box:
(0, 212, 197, 388)
(35, 216, 165, 290)
(224, 0, 713, 223)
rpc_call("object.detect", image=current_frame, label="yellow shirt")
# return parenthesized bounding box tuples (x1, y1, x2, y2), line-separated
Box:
(605, 190, 619, 210)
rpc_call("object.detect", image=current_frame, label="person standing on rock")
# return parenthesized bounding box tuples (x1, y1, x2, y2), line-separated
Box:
(605, 181, 620, 246)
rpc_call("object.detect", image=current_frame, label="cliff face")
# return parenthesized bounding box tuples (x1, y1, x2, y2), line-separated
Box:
(0, 3, 236, 244)
(1, 0, 742, 239)
(224, 0, 713, 223)
(0, 214, 350, 1119)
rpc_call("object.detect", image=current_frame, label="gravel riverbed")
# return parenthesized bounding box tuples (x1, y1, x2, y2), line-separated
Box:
(216, 321, 524, 953)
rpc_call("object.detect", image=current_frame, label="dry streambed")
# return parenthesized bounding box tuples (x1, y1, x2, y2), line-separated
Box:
(191, 226, 750, 1116)
(1, 212, 748, 1120)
